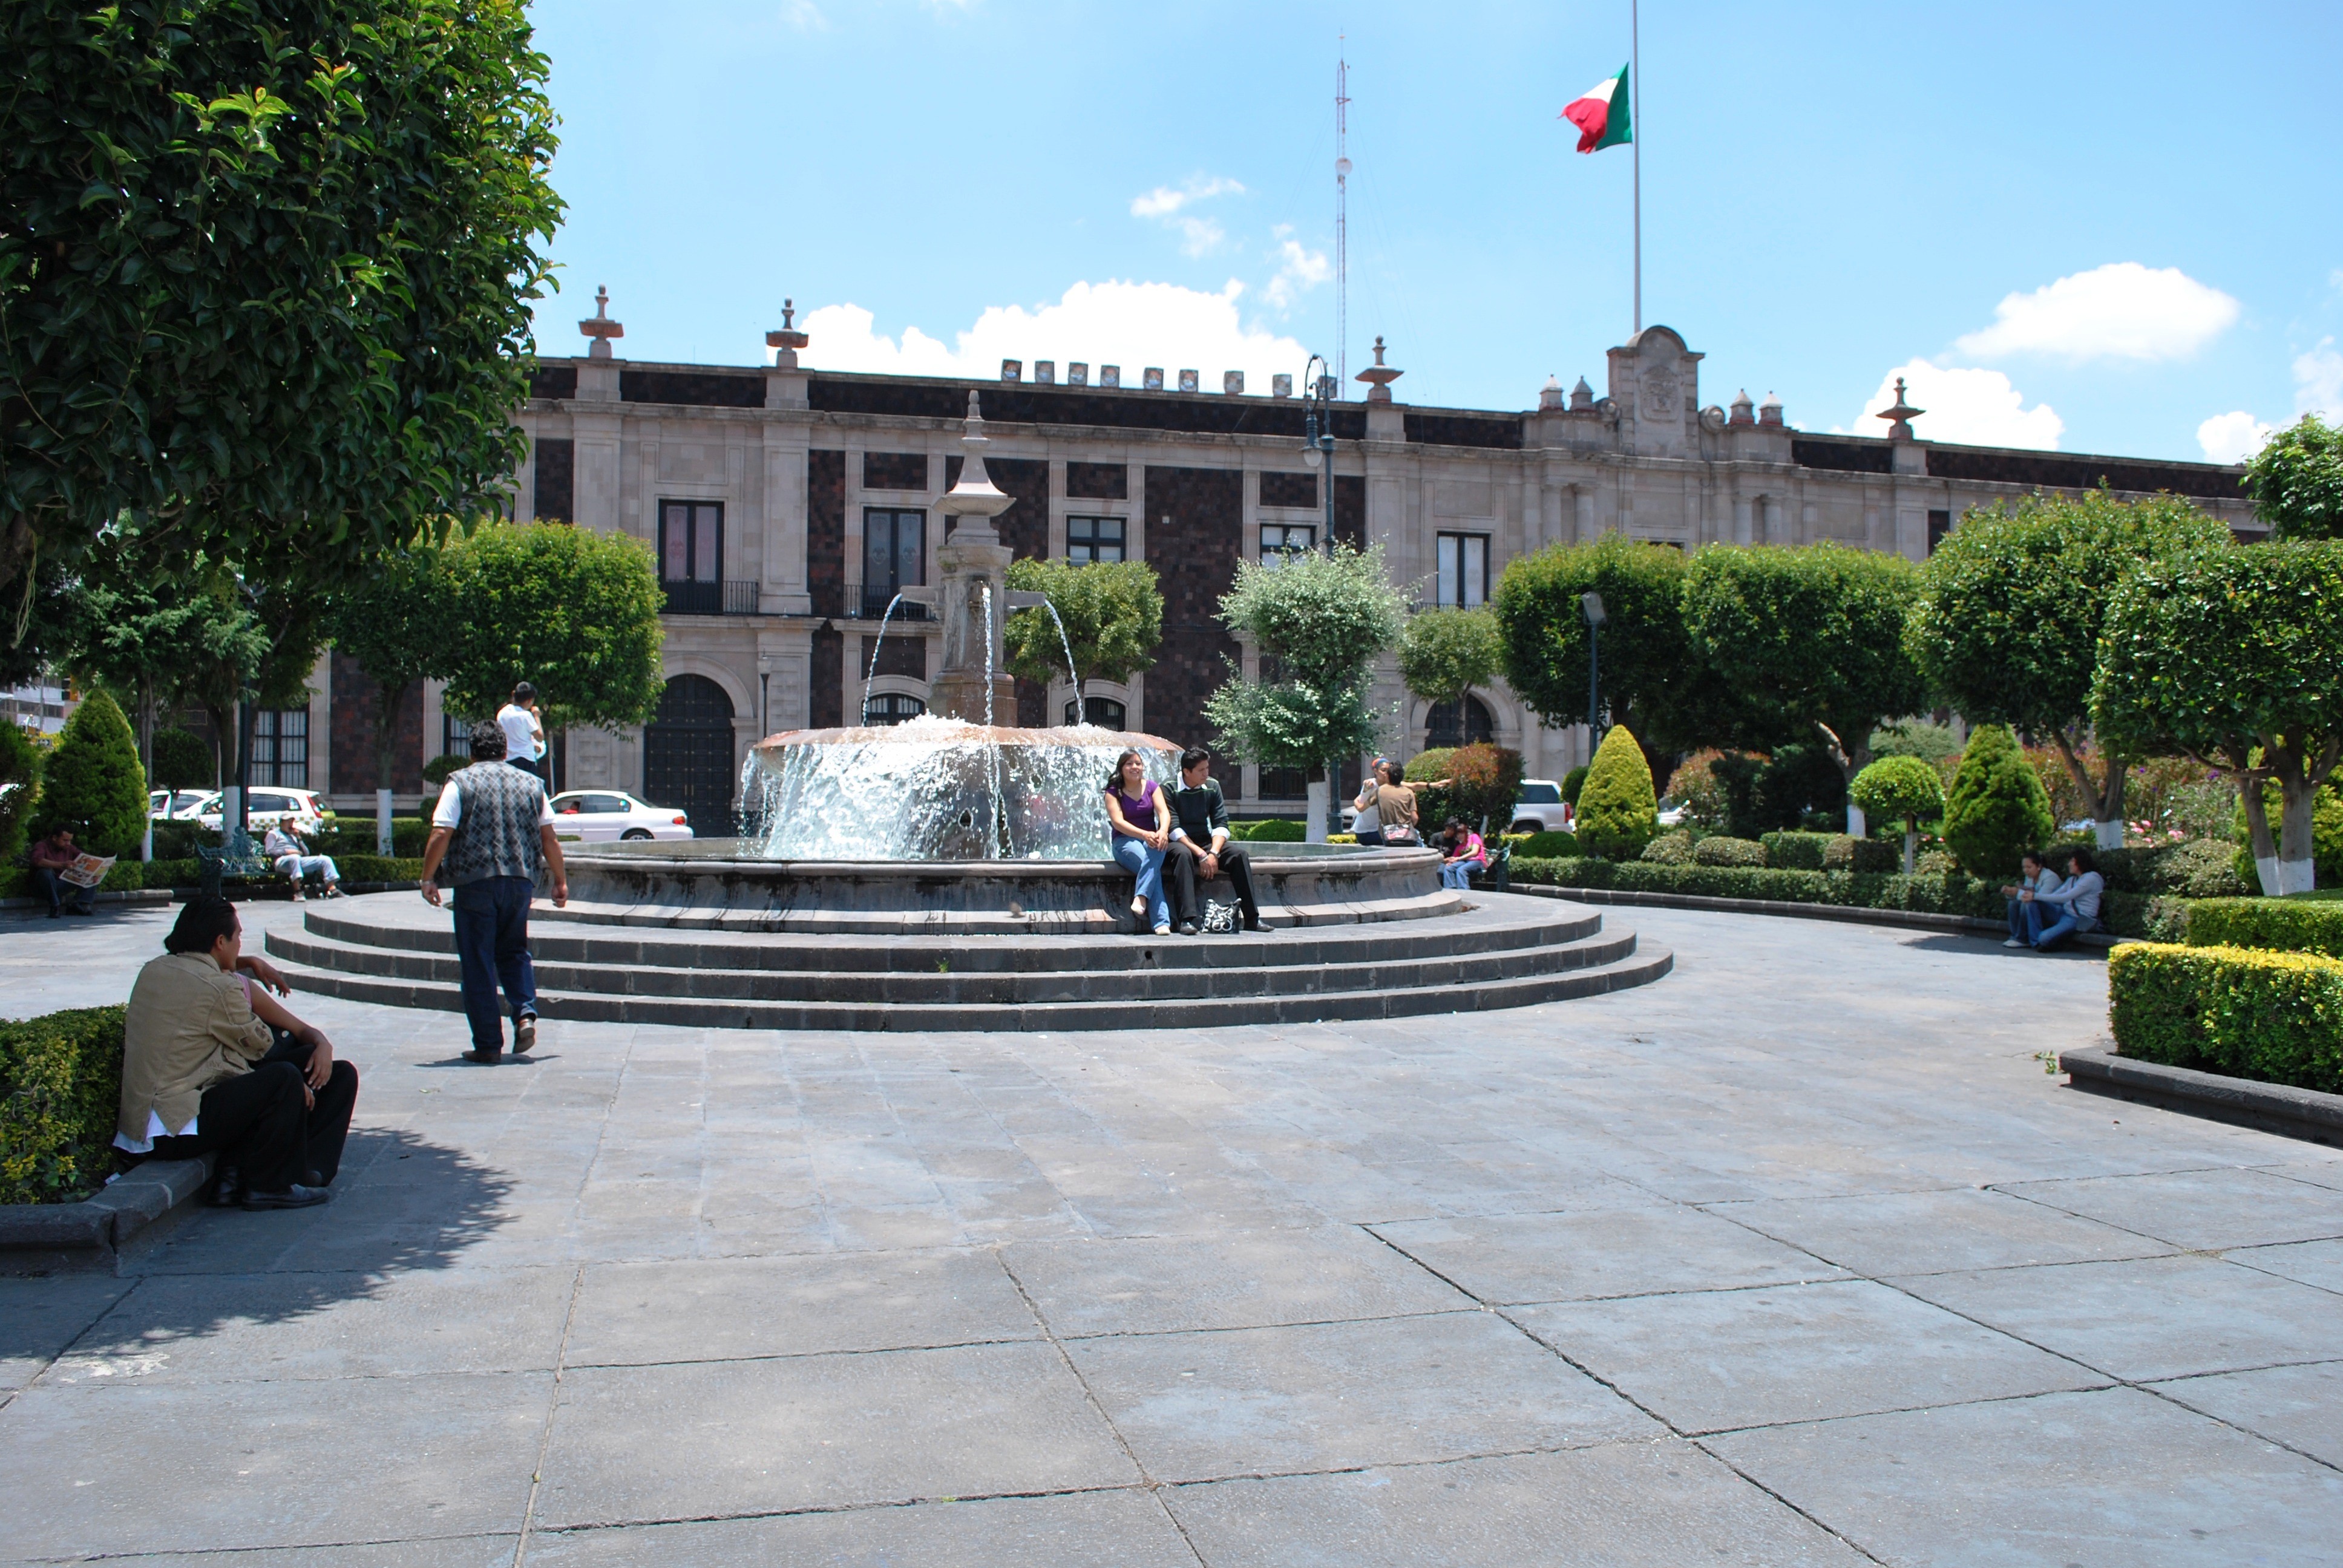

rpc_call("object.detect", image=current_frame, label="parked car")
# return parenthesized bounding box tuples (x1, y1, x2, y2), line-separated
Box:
(192, 788, 333, 832)
(151, 788, 211, 820)
(1506, 779, 1576, 836)
(548, 790, 695, 843)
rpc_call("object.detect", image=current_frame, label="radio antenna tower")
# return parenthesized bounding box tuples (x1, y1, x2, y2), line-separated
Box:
(1335, 44, 1350, 393)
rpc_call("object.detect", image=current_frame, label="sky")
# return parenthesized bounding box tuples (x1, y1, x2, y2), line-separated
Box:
(528, 1, 2343, 465)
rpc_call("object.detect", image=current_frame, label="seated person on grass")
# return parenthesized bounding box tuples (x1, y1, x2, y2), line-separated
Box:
(1164, 746, 1264, 935)
(117, 895, 358, 1210)
(2029, 848, 2105, 952)
(263, 820, 343, 901)
(1998, 851, 2063, 949)
(29, 826, 96, 917)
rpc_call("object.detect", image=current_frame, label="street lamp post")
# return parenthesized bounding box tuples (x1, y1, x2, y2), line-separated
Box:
(1581, 591, 1607, 750)
(1299, 354, 1337, 554)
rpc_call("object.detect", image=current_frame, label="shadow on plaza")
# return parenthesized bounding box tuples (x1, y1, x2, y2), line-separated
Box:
(1893, 932, 2110, 962)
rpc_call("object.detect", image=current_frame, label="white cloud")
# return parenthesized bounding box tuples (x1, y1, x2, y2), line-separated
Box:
(2198, 411, 2275, 463)
(1855, 360, 2064, 449)
(1262, 226, 1330, 312)
(1953, 262, 2240, 363)
(1130, 175, 1245, 256)
(2295, 336, 2343, 417)
(796, 279, 1312, 388)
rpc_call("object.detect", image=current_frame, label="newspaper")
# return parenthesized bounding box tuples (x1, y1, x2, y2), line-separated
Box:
(59, 852, 116, 889)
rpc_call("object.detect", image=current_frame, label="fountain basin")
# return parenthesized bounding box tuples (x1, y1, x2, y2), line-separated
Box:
(554, 838, 1457, 935)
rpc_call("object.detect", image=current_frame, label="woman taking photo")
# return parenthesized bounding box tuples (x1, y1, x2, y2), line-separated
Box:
(1104, 750, 1172, 935)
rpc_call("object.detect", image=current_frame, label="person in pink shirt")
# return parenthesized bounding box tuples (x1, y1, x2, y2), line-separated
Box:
(1438, 818, 1486, 890)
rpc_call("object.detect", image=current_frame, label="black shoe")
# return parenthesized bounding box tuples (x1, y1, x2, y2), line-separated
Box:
(203, 1166, 243, 1207)
(1178, 920, 1199, 936)
(1242, 916, 1268, 933)
(513, 1016, 537, 1054)
(465, 1047, 503, 1063)
(241, 1183, 330, 1210)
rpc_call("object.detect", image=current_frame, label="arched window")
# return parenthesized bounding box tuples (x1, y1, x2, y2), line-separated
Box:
(1063, 696, 1127, 729)
(1425, 695, 1495, 750)
(866, 693, 926, 727)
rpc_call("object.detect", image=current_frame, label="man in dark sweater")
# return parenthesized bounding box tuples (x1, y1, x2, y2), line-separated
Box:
(1164, 746, 1265, 935)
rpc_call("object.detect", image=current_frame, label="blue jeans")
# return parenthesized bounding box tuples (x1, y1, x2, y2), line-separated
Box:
(451, 876, 538, 1051)
(2034, 910, 2095, 951)
(1441, 857, 1484, 889)
(1112, 835, 1169, 930)
(2007, 897, 2045, 944)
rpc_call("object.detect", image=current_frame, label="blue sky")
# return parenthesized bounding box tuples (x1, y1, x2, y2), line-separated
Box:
(529, 1, 2342, 464)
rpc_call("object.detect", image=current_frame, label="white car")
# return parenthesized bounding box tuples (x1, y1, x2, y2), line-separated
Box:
(1506, 779, 1576, 835)
(192, 788, 333, 832)
(548, 790, 695, 843)
(151, 788, 211, 820)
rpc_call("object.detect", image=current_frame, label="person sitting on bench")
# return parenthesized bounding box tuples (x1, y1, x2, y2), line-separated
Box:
(1164, 746, 1264, 935)
(263, 820, 342, 901)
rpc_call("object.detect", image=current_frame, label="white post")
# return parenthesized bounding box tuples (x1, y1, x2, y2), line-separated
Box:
(1846, 803, 1866, 838)
(377, 788, 394, 857)
(1630, 0, 1641, 335)
(1305, 780, 1329, 844)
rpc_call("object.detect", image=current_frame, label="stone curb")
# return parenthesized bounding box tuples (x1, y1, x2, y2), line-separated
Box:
(2059, 1047, 2343, 1146)
(0, 889, 174, 912)
(1506, 881, 2126, 950)
(0, 1156, 214, 1274)
(2, 881, 415, 913)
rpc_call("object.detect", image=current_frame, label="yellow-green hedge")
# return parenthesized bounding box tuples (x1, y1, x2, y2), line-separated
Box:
(0, 1005, 126, 1205)
(2186, 898, 2343, 959)
(2108, 942, 2343, 1095)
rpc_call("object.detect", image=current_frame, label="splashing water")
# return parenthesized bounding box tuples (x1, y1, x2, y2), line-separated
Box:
(980, 583, 996, 730)
(1039, 599, 1082, 716)
(859, 592, 906, 726)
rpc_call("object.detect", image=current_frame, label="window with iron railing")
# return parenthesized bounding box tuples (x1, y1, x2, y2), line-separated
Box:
(862, 508, 926, 619)
(657, 500, 759, 615)
(865, 693, 926, 727)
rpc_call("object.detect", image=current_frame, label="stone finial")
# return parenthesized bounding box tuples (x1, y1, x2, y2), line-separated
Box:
(1758, 391, 1786, 429)
(1729, 388, 1755, 426)
(1874, 376, 1922, 441)
(1539, 375, 1565, 411)
(1355, 335, 1403, 403)
(937, 391, 1012, 534)
(765, 296, 810, 368)
(1570, 376, 1596, 412)
(579, 285, 624, 359)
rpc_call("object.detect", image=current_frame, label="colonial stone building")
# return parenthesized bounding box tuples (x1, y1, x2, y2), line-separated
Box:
(297, 312, 2258, 829)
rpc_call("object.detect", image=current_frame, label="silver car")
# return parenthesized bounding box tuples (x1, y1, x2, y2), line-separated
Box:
(548, 790, 695, 843)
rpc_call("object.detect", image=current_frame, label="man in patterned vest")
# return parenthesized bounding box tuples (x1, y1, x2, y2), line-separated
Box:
(419, 720, 569, 1063)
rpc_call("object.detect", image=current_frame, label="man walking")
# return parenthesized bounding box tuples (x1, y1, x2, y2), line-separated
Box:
(419, 720, 568, 1063)
(497, 682, 547, 782)
(1164, 746, 1265, 935)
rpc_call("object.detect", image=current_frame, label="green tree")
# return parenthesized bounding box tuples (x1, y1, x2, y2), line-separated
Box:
(1940, 724, 2056, 880)
(1001, 558, 1164, 722)
(330, 544, 459, 851)
(1850, 753, 1946, 874)
(1492, 532, 1733, 792)
(0, 0, 563, 599)
(1682, 543, 1928, 831)
(28, 690, 147, 855)
(1575, 723, 1658, 860)
(149, 728, 212, 794)
(0, 719, 41, 865)
(2244, 414, 2343, 541)
(53, 533, 217, 792)
(440, 523, 667, 779)
(1910, 489, 2229, 846)
(1398, 606, 1502, 716)
(1205, 542, 1407, 838)
(2094, 540, 2343, 894)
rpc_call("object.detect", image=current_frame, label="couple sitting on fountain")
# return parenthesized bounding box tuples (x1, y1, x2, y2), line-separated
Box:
(1104, 747, 1265, 937)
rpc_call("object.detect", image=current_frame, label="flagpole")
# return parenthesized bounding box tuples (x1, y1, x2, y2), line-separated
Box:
(1631, 0, 1641, 335)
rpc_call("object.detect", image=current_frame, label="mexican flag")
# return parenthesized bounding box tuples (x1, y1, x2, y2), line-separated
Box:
(1562, 64, 1632, 153)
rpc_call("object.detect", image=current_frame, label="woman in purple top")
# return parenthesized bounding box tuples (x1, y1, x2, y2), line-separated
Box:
(1103, 749, 1172, 935)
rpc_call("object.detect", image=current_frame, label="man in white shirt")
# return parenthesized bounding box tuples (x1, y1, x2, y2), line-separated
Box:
(497, 682, 546, 781)
(263, 820, 342, 900)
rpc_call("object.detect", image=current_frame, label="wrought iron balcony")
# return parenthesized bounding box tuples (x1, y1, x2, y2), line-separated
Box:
(661, 579, 761, 616)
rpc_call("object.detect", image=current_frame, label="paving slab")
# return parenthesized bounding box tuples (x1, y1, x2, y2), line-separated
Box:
(2146, 1359, 2343, 1469)
(1892, 1253, 2343, 1383)
(522, 1490, 1199, 1567)
(94, 1540, 518, 1568)
(1716, 1185, 2180, 1277)
(2226, 1235, 2343, 1294)
(1996, 1165, 2343, 1250)
(1068, 1309, 1659, 1481)
(0, 1275, 132, 1393)
(1001, 1226, 1470, 1338)
(1514, 1279, 2102, 1434)
(1164, 1440, 1870, 1566)
(1371, 1203, 1844, 1304)
(1707, 1386, 2343, 1567)
(0, 1371, 547, 1560)
(534, 1341, 1138, 1527)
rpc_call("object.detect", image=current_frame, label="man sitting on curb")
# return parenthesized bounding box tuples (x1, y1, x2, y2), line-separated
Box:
(1164, 746, 1265, 936)
(29, 826, 96, 917)
(419, 720, 568, 1063)
(117, 896, 358, 1210)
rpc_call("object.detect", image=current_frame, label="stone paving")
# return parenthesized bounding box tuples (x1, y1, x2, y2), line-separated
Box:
(3, 894, 2341, 1566)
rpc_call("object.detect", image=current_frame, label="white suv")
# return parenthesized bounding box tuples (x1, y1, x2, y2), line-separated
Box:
(1506, 779, 1575, 836)
(192, 788, 333, 832)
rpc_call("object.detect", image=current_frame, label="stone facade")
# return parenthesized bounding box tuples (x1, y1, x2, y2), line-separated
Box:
(313, 323, 2259, 817)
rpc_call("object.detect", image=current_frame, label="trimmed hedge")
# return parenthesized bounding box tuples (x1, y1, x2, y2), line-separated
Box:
(0, 1005, 126, 1204)
(2187, 897, 2343, 959)
(1516, 829, 1578, 858)
(1762, 832, 1835, 871)
(1235, 818, 1306, 843)
(2109, 942, 2343, 1094)
(1823, 834, 1899, 874)
(1693, 835, 1768, 868)
(309, 816, 434, 858)
(1640, 831, 1696, 866)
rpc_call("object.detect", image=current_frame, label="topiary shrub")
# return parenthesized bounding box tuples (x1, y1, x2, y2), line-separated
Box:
(0, 1005, 127, 1204)
(1641, 829, 1696, 864)
(1693, 835, 1768, 867)
(1561, 764, 1590, 806)
(1941, 724, 2054, 880)
(423, 751, 468, 789)
(1850, 753, 1947, 874)
(1240, 818, 1306, 843)
(149, 727, 216, 793)
(1576, 725, 1657, 860)
(2109, 942, 2343, 1094)
(28, 690, 148, 857)
(0, 719, 40, 867)
(1518, 829, 1578, 858)
(1761, 831, 1835, 871)
(1823, 833, 1899, 874)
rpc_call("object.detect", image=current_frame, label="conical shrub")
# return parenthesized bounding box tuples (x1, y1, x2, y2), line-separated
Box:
(1941, 724, 2054, 878)
(1577, 724, 1658, 860)
(28, 690, 148, 857)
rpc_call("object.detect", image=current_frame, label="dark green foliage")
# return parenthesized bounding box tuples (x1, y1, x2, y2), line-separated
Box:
(148, 819, 209, 860)
(0, 719, 39, 865)
(423, 753, 467, 789)
(0, 0, 564, 598)
(1761, 831, 1834, 871)
(149, 728, 214, 792)
(1850, 754, 1945, 834)
(1640, 830, 1695, 865)
(1713, 746, 1848, 839)
(1941, 725, 2056, 879)
(439, 524, 666, 733)
(1576, 725, 1657, 860)
(1406, 743, 1523, 831)
(1693, 835, 1767, 867)
(1004, 557, 1164, 698)
(308, 817, 431, 858)
(1561, 766, 1589, 806)
(1236, 818, 1306, 843)
(2109, 944, 2343, 1094)
(29, 690, 147, 855)
(1516, 829, 1577, 858)
(0, 1005, 126, 1204)
(2244, 414, 2343, 541)
(2187, 898, 2343, 959)
(1823, 834, 1901, 874)
(329, 545, 460, 791)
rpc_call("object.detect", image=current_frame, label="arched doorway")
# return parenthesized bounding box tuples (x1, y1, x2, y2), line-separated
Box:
(1425, 694, 1495, 750)
(644, 675, 736, 835)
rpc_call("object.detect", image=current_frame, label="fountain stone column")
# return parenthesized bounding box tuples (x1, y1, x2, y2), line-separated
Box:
(930, 390, 1018, 724)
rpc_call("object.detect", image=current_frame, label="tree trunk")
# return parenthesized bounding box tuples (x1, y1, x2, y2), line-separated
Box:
(139, 674, 155, 862)
(1903, 826, 1918, 876)
(1817, 721, 1868, 836)
(2238, 766, 2282, 896)
(2050, 728, 2126, 849)
(375, 680, 408, 858)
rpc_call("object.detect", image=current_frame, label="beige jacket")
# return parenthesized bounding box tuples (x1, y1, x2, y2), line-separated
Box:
(119, 953, 272, 1140)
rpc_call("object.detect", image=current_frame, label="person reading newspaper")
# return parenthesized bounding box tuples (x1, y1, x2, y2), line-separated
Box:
(30, 827, 108, 917)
